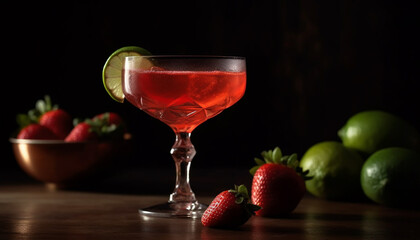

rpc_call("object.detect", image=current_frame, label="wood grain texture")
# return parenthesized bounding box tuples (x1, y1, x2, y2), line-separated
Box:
(1, 185, 418, 239)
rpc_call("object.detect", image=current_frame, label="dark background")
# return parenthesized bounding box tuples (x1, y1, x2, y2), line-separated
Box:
(2, 1, 419, 176)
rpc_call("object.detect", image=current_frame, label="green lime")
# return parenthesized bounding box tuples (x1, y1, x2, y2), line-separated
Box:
(338, 110, 420, 155)
(300, 141, 365, 201)
(102, 46, 152, 103)
(361, 147, 420, 208)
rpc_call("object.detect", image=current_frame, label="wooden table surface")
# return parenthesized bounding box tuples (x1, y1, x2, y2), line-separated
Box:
(1, 183, 419, 240)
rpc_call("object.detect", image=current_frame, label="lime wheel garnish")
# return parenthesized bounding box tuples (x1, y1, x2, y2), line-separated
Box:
(102, 46, 151, 103)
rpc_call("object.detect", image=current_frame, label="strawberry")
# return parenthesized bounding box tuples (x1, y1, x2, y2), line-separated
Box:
(17, 123, 59, 140)
(92, 112, 127, 136)
(92, 112, 126, 140)
(250, 147, 312, 217)
(201, 185, 260, 228)
(16, 95, 72, 140)
(92, 112, 124, 126)
(65, 113, 126, 142)
(64, 122, 98, 142)
(39, 109, 73, 139)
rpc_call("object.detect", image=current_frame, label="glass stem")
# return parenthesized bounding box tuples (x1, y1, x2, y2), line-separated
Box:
(169, 132, 197, 204)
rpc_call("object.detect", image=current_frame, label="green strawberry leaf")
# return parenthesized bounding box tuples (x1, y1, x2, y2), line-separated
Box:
(15, 95, 59, 131)
(247, 204, 262, 212)
(82, 113, 125, 140)
(249, 166, 260, 175)
(272, 147, 282, 163)
(228, 184, 261, 216)
(16, 114, 31, 129)
(287, 153, 299, 169)
(250, 147, 313, 181)
(261, 150, 272, 163)
(254, 157, 265, 166)
(35, 98, 46, 114)
(35, 95, 57, 114)
(237, 184, 248, 196)
(235, 196, 244, 204)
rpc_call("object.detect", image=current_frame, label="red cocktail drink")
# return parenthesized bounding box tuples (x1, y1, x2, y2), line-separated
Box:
(124, 70, 246, 132)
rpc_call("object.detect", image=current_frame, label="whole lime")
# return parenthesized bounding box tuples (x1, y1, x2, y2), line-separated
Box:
(300, 141, 365, 201)
(338, 110, 420, 155)
(361, 147, 420, 208)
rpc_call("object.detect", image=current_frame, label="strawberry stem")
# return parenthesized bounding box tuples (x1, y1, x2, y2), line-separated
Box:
(228, 185, 261, 215)
(250, 147, 313, 180)
(16, 95, 58, 130)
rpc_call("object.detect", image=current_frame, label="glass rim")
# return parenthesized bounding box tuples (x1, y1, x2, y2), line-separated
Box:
(125, 55, 245, 60)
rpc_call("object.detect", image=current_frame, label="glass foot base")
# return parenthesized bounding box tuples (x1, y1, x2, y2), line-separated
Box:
(139, 201, 207, 218)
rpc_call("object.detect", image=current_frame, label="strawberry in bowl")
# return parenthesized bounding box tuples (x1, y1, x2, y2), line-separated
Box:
(16, 95, 73, 140)
(11, 95, 131, 188)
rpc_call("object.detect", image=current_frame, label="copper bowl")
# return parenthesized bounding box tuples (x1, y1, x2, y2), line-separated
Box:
(10, 135, 131, 188)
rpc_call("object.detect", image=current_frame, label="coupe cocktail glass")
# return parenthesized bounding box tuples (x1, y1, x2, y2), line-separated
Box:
(123, 56, 246, 218)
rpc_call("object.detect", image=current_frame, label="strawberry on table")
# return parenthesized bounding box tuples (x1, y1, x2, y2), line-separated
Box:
(201, 185, 260, 228)
(17, 123, 59, 140)
(250, 147, 312, 217)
